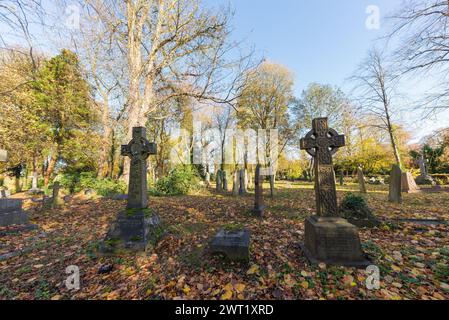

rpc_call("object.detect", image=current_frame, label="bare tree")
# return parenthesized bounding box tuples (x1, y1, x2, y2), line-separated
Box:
(388, 0, 449, 117)
(351, 48, 403, 168)
(78, 0, 254, 181)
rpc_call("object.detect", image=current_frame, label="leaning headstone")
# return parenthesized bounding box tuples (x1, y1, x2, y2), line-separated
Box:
(357, 167, 367, 193)
(0, 198, 28, 227)
(100, 127, 162, 254)
(388, 165, 402, 203)
(253, 164, 265, 217)
(299, 118, 370, 267)
(209, 228, 250, 262)
(416, 154, 435, 185)
(401, 172, 420, 193)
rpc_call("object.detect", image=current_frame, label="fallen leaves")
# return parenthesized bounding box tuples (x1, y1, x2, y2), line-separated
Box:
(1, 184, 448, 300)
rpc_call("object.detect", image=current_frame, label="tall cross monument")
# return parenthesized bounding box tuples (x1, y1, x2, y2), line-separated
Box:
(300, 118, 345, 217)
(101, 127, 162, 254)
(299, 118, 370, 267)
(121, 127, 157, 209)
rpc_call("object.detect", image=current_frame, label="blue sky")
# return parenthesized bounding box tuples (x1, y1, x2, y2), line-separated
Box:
(206, 0, 449, 141)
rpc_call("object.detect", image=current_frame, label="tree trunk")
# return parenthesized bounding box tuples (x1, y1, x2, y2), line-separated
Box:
(31, 156, 38, 189)
(44, 155, 57, 186)
(385, 105, 402, 169)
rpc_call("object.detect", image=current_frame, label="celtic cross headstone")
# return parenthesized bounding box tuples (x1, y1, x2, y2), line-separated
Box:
(300, 118, 345, 217)
(299, 118, 370, 267)
(101, 127, 162, 254)
(121, 127, 157, 209)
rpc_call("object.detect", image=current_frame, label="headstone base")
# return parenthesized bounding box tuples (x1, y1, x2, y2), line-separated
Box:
(401, 172, 421, 193)
(27, 188, 44, 196)
(209, 229, 250, 262)
(415, 175, 436, 186)
(300, 216, 371, 268)
(0, 210, 29, 226)
(99, 209, 163, 255)
(253, 206, 265, 218)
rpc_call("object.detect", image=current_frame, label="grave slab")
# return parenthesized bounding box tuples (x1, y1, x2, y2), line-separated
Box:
(209, 229, 250, 262)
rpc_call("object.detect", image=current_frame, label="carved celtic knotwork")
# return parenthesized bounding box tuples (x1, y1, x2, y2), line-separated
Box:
(300, 118, 345, 217)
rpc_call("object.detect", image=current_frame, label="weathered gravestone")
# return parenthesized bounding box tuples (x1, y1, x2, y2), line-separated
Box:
(388, 164, 402, 203)
(100, 127, 162, 254)
(416, 154, 435, 185)
(357, 167, 367, 193)
(216, 170, 223, 192)
(402, 172, 420, 193)
(0, 198, 28, 227)
(209, 228, 250, 262)
(253, 164, 265, 217)
(239, 169, 247, 195)
(299, 118, 370, 267)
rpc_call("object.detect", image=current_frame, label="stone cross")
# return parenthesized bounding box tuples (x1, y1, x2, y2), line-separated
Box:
(300, 118, 345, 217)
(121, 127, 157, 209)
(418, 154, 428, 176)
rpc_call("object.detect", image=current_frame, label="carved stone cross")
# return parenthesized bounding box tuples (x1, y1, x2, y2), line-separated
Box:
(121, 127, 157, 209)
(300, 118, 345, 217)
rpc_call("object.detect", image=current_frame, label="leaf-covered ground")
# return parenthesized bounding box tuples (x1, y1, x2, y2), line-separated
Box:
(1, 182, 448, 300)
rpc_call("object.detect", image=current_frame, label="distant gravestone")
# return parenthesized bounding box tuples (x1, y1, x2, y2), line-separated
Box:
(357, 167, 367, 193)
(253, 164, 265, 217)
(388, 165, 402, 203)
(416, 154, 435, 185)
(209, 229, 250, 261)
(216, 170, 223, 192)
(100, 127, 162, 254)
(402, 172, 420, 193)
(339, 171, 344, 186)
(299, 118, 370, 267)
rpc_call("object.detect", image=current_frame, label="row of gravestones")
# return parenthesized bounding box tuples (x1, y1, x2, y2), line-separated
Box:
(357, 164, 433, 203)
(100, 121, 372, 268)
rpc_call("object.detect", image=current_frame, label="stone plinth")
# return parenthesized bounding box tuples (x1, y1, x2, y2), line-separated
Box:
(210, 229, 250, 261)
(0, 199, 29, 227)
(100, 209, 163, 254)
(401, 172, 420, 193)
(300, 216, 371, 267)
